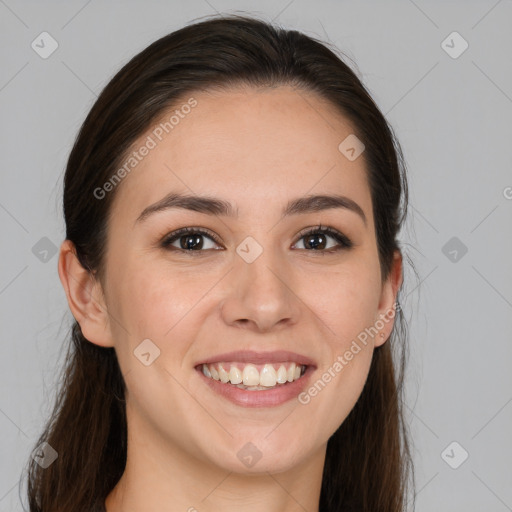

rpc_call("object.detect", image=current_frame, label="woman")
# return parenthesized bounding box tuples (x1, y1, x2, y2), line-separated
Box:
(24, 13, 415, 512)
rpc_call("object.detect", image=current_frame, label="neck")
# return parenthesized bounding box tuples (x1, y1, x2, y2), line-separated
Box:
(105, 405, 326, 512)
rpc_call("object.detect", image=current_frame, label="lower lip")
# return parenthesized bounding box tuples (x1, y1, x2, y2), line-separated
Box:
(195, 365, 315, 408)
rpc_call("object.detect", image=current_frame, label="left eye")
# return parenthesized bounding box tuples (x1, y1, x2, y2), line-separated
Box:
(292, 227, 352, 251)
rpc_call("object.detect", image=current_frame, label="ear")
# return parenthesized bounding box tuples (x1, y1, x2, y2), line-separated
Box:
(57, 239, 114, 348)
(374, 249, 403, 347)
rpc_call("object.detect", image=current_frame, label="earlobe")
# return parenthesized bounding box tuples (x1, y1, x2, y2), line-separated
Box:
(57, 239, 114, 348)
(375, 250, 403, 347)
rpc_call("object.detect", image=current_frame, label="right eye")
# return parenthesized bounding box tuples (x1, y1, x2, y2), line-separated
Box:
(160, 227, 224, 254)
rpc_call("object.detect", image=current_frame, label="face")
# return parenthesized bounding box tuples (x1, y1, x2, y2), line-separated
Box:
(79, 85, 400, 476)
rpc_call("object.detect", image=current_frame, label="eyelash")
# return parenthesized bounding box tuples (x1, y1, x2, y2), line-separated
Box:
(160, 224, 353, 255)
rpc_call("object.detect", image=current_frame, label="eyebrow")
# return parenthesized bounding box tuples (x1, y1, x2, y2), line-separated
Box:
(135, 192, 367, 226)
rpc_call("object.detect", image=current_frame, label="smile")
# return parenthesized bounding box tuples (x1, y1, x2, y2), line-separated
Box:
(196, 363, 315, 408)
(200, 362, 307, 390)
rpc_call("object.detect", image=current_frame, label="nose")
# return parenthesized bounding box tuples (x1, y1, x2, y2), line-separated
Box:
(219, 246, 302, 333)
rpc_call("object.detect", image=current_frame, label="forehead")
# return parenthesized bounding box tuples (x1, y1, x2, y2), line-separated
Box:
(109, 85, 373, 225)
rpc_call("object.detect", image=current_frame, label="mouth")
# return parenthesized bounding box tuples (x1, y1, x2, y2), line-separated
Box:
(197, 361, 308, 390)
(194, 350, 316, 408)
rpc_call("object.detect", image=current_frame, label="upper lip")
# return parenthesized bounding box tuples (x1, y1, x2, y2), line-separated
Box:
(195, 350, 316, 368)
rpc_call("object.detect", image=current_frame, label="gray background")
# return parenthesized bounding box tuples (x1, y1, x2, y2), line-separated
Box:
(1, 0, 511, 510)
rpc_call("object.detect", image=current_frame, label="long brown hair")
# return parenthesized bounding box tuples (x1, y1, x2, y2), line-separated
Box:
(23, 13, 416, 511)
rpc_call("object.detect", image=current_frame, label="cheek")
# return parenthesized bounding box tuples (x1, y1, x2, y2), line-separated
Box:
(306, 264, 381, 342)
(301, 261, 380, 413)
(108, 257, 225, 365)
(297, 331, 374, 447)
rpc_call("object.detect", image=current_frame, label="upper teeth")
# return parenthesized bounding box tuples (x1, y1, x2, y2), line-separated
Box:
(201, 362, 305, 387)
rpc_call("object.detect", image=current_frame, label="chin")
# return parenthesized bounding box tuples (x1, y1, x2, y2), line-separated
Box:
(210, 437, 311, 475)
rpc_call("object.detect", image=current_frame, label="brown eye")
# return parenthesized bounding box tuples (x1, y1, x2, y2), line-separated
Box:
(161, 227, 223, 253)
(293, 225, 353, 252)
(160, 224, 353, 255)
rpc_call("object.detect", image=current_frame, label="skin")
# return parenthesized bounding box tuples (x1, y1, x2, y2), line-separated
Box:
(58, 84, 402, 512)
